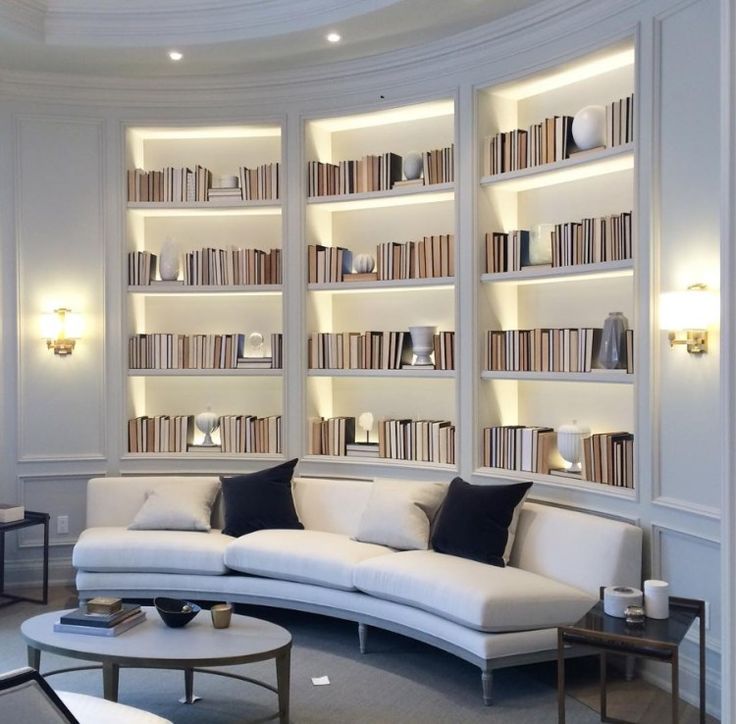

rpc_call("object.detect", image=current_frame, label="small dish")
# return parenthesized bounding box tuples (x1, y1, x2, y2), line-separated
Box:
(154, 597, 201, 628)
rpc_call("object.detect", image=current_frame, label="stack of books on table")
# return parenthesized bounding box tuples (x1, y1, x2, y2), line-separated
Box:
(54, 598, 145, 636)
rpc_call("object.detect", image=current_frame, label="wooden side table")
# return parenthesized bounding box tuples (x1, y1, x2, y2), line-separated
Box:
(557, 596, 705, 723)
(0, 511, 50, 608)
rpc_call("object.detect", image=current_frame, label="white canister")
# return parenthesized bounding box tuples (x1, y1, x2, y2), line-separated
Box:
(603, 586, 643, 618)
(644, 579, 670, 619)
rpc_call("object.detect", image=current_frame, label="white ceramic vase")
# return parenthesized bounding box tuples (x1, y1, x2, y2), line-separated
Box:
(195, 410, 219, 446)
(403, 152, 423, 180)
(353, 253, 375, 273)
(556, 421, 590, 472)
(159, 237, 180, 281)
(409, 325, 436, 366)
(572, 105, 606, 150)
(598, 312, 629, 369)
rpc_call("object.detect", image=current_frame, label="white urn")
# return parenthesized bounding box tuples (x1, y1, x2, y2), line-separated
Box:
(353, 253, 375, 274)
(195, 409, 219, 446)
(159, 237, 180, 281)
(572, 105, 607, 150)
(556, 421, 590, 472)
(403, 152, 423, 180)
(409, 325, 436, 366)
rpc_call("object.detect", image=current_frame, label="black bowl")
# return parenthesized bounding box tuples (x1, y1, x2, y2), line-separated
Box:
(153, 597, 201, 628)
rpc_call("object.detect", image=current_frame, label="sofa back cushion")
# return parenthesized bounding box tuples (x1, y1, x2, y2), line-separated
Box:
(510, 502, 642, 596)
(292, 477, 373, 536)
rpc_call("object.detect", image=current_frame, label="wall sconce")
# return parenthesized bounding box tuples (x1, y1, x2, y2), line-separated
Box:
(41, 308, 82, 356)
(659, 284, 718, 354)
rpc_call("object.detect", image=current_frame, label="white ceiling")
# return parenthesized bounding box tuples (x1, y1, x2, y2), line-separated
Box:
(0, 0, 546, 77)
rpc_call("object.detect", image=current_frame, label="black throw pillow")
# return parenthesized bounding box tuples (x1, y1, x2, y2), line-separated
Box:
(221, 458, 303, 537)
(430, 477, 532, 567)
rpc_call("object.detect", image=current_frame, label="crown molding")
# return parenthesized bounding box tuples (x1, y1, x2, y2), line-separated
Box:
(43, 0, 400, 47)
(0, 0, 644, 106)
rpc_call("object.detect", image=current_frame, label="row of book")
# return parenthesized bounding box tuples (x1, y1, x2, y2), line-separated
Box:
(184, 247, 282, 286)
(307, 331, 454, 370)
(307, 245, 352, 283)
(608, 94, 635, 147)
(484, 327, 634, 374)
(482, 425, 557, 473)
(484, 115, 574, 175)
(418, 145, 455, 185)
(583, 431, 634, 488)
(126, 164, 280, 203)
(128, 333, 283, 370)
(219, 414, 282, 454)
(307, 154, 402, 197)
(484, 211, 633, 273)
(550, 211, 633, 267)
(127, 414, 282, 453)
(238, 163, 280, 201)
(376, 235, 455, 280)
(308, 415, 455, 464)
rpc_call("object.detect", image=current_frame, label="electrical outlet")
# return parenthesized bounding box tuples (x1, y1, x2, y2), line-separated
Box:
(57, 515, 69, 535)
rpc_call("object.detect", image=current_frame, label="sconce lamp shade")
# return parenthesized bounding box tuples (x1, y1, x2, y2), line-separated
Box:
(41, 308, 82, 356)
(659, 286, 719, 331)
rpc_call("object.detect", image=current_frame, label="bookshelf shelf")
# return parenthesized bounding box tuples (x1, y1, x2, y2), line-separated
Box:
(128, 283, 282, 295)
(480, 370, 633, 384)
(480, 260, 632, 285)
(128, 369, 282, 377)
(308, 369, 455, 378)
(303, 454, 457, 473)
(123, 452, 285, 461)
(308, 277, 454, 293)
(479, 143, 633, 192)
(307, 182, 453, 211)
(474, 467, 637, 499)
(127, 201, 281, 217)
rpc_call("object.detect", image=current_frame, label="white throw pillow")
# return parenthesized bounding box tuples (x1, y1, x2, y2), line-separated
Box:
(503, 487, 532, 563)
(355, 479, 447, 550)
(128, 481, 220, 532)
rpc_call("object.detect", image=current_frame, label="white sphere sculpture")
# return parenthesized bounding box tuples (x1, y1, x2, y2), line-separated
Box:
(572, 105, 606, 150)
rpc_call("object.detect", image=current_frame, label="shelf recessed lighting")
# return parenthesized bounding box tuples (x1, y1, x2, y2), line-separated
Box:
(326, 32, 341, 43)
(168, 50, 183, 61)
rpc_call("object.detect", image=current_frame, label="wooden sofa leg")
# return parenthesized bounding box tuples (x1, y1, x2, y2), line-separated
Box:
(358, 623, 368, 654)
(481, 670, 493, 705)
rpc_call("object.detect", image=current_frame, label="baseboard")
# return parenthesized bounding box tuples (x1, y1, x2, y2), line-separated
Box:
(2, 556, 75, 590)
(640, 654, 721, 720)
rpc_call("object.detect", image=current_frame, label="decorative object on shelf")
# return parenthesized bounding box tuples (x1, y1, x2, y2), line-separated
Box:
(624, 604, 646, 628)
(597, 311, 629, 369)
(210, 602, 233, 629)
(358, 411, 374, 443)
(603, 585, 643, 618)
(194, 408, 219, 447)
(556, 421, 590, 473)
(41, 308, 82, 357)
(572, 105, 606, 150)
(408, 325, 437, 367)
(353, 253, 376, 274)
(644, 579, 670, 619)
(154, 597, 200, 628)
(402, 151, 423, 180)
(245, 332, 265, 357)
(530, 224, 554, 265)
(660, 283, 718, 354)
(158, 236, 180, 281)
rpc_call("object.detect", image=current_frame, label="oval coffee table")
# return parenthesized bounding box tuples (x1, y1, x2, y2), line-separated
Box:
(21, 606, 292, 723)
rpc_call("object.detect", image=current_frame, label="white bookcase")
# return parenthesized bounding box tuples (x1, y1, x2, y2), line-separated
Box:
(475, 43, 637, 494)
(303, 100, 458, 468)
(124, 124, 285, 458)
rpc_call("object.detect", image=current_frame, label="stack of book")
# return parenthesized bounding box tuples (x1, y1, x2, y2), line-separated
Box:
(608, 94, 635, 147)
(0, 504, 24, 523)
(239, 162, 280, 201)
(309, 417, 355, 456)
(378, 418, 455, 464)
(54, 599, 145, 637)
(582, 432, 635, 488)
(376, 235, 455, 280)
(421, 144, 455, 185)
(482, 425, 557, 473)
(128, 415, 194, 453)
(485, 230, 532, 273)
(550, 211, 633, 266)
(432, 332, 455, 371)
(307, 153, 403, 197)
(207, 187, 242, 202)
(183, 247, 281, 286)
(307, 245, 353, 283)
(127, 251, 157, 285)
(127, 165, 212, 203)
(346, 442, 380, 458)
(218, 414, 282, 454)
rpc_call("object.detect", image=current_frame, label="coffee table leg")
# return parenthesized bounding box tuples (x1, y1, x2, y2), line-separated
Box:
(179, 668, 201, 704)
(276, 649, 291, 724)
(27, 646, 40, 670)
(102, 662, 119, 702)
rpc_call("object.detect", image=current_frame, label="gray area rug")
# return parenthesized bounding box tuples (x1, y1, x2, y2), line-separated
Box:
(0, 597, 599, 723)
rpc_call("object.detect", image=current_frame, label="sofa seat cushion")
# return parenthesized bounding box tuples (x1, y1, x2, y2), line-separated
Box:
(353, 549, 596, 632)
(73, 528, 233, 575)
(224, 529, 394, 591)
(58, 691, 172, 724)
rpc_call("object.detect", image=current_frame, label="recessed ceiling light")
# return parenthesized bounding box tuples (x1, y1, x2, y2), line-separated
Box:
(168, 50, 183, 61)
(326, 32, 341, 43)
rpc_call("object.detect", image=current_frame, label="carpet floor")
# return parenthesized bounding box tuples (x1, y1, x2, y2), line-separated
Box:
(0, 594, 601, 723)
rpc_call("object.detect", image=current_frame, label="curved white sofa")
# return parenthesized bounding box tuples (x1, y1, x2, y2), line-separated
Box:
(73, 475, 642, 704)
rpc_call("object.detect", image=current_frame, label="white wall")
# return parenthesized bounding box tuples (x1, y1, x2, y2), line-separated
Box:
(0, 0, 725, 716)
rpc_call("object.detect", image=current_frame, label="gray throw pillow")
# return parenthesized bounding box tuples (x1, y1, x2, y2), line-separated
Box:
(128, 480, 220, 531)
(355, 479, 447, 550)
